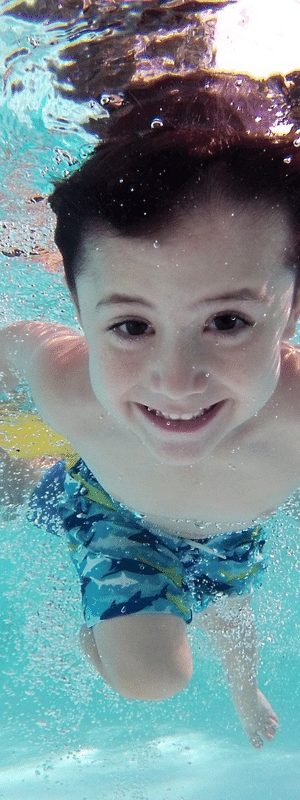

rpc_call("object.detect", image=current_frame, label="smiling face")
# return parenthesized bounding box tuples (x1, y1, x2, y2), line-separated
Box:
(75, 200, 298, 465)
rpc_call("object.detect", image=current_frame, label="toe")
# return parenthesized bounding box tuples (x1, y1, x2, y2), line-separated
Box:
(250, 732, 264, 749)
(264, 719, 279, 740)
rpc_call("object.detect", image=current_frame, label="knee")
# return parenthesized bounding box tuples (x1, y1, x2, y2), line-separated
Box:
(93, 613, 193, 702)
(116, 652, 193, 702)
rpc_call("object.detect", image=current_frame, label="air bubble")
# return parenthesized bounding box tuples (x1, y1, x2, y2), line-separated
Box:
(100, 92, 124, 109)
(284, 156, 293, 164)
(100, 93, 110, 105)
(153, 240, 159, 248)
(293, 137, 300, 148)
(151, 117, 163, 129)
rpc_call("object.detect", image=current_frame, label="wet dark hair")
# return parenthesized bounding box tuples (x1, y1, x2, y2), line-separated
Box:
(48, 73, 300, 302)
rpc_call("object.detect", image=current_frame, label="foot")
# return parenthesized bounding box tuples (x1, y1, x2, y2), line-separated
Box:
(234, 688, 279, 749)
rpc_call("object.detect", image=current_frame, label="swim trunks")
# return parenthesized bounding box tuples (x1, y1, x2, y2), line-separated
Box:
(29, 458, 267, 628)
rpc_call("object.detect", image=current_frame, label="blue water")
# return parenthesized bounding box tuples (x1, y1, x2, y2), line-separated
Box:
(1, 4, 300, 799)
(1, 504, 300, 798)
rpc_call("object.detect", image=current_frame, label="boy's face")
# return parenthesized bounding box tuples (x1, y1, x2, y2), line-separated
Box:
(76, 202, 298, 464)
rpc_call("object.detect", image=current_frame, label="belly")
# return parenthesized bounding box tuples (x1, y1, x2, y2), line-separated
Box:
(127, 508, 275, 540)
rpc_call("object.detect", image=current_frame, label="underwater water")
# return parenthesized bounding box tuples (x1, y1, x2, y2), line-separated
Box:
(1, 2, 300, 798)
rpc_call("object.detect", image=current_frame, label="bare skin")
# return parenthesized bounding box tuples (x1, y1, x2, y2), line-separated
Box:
(195, 597, 279, 748)
(1, 200, 300, 744)
(80, 596, 278, 748)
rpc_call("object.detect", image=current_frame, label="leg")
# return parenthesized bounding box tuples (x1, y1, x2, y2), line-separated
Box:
(80, 612, 193, 701)
(195, 595, 279, 748)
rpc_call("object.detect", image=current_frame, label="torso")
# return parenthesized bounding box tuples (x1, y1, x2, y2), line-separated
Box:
(33, 340, 300, 540)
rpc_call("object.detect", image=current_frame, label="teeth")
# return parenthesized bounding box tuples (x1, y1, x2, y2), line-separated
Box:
(147, 407, 207, 420)
(167, 412, 203, 420)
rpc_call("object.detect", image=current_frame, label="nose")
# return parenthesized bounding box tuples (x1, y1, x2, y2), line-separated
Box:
(149, 339, 210, 398)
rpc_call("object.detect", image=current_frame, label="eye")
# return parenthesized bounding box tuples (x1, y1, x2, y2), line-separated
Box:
(206, 313, 253, 335)
(108, 319, 154, 339)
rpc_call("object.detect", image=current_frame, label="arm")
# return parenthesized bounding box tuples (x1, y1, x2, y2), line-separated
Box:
(0, 321, 85, 394)
(0, 322, 83, 510)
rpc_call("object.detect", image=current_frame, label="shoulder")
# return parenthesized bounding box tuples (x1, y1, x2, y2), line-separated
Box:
(26, 324, 94, 423)
(27, 323, 88, 387)
(281, 343, 300, 383)
(277, 343, 300, 421)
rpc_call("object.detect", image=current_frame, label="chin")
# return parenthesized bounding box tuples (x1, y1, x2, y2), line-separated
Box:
(141, 436, 219, 466)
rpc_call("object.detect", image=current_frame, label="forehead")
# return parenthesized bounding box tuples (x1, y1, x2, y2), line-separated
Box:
(78, 201, 292, 298)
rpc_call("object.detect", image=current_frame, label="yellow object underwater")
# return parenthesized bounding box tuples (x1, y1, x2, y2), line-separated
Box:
(0, 402, 76, 462)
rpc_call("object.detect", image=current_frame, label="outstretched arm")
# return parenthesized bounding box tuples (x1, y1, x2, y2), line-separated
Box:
(0, 322, 83, 513)
(195, 595, 278, 748)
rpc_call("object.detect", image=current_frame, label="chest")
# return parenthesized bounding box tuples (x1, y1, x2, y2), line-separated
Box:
(74, 413, 300, 535)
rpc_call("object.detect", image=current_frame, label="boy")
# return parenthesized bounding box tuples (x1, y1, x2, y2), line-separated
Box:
(2, 77, 300, 749)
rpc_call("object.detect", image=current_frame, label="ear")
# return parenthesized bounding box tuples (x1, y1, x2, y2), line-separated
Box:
(283, 283, 300, 339)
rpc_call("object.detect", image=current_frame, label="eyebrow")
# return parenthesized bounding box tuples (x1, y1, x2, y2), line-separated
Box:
(96, 289, 269, 310)
(191, 289, 269, 307)
(96, 293, 155, 309)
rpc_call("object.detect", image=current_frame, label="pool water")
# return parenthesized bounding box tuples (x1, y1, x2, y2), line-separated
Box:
(1, 504, 300, 799)
(1, 3, 300, 798)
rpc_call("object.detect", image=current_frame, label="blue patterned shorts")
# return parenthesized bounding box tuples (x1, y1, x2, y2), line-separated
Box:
(29, 458, 267, 628)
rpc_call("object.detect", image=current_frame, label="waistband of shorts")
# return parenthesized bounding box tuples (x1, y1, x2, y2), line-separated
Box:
(64, 457, 266, 559)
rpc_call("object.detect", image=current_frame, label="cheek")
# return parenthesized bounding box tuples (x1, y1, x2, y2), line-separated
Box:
(221, 332, 281, 392)
(90, 346, 145, 396)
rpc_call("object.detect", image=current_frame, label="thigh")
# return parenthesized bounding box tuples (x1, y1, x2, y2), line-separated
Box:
(92, 612, 193, 700)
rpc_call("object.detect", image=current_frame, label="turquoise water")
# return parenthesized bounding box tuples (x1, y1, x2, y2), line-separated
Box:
(1, 4, 300, 798)
(1, 501, 300, 798)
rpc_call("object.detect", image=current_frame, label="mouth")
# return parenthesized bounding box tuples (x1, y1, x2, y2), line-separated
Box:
(136, 401, 226, 433)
